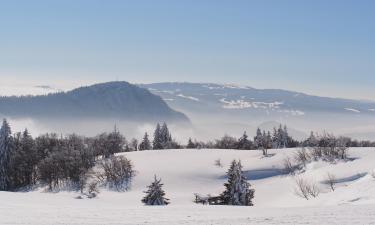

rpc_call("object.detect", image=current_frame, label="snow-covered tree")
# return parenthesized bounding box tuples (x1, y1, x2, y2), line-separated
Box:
(153, 123, 163, 150)
(186, 138, 196, 149)
(254, 128, 263, 149)
(305, 131, 318, 147)
(220, 160, 254, 206)
(139, 132, 152, 150)
(160, 123, 172, 145)
(238, 132, 252, 150)
(10, 129, 37, 189)
(281, 125, 289, 148)
(142, 175, 170, 205)
(0, 119, 13, 191)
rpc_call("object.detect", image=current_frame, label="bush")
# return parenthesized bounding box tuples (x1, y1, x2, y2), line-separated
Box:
(294, 176, 320, 200)
(95, 155, 136, 191)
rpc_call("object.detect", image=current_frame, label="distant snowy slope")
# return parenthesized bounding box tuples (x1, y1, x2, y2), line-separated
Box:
(139, 83, 375, 140)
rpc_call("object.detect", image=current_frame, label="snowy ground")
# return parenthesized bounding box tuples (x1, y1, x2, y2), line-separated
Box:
(1, 148, 375, 224)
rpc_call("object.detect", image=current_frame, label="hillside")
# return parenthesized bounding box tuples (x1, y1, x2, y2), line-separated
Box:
(0, 82, 189, 123)
(1, 148, 375, 224)
(140, 82, 375, 139)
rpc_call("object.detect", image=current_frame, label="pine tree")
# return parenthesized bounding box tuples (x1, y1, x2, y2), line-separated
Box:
(160, 123, 172, 145)
(254, 128, 263, 149)
(186, 138, 196, 149)
(0, 119, 13, 191)
(220, 160, 254, 206)
(238, 132, 251, 150)
(282, 125, 289, 148)
(10, 129, 37, 189)
(153, 123, 163, 150)
(142, 175, 170, 205)
(139, 132, 152, 150)
(272, 127, 279, 149)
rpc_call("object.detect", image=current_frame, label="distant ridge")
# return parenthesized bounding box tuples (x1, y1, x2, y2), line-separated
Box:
(0, 81, 190, 123)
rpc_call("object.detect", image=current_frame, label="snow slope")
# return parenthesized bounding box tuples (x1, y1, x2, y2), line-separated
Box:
(1, 148, 375, 224)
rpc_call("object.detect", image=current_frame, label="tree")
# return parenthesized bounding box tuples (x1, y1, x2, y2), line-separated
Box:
(153, 123, 163, 150)
(0, 119, 13, 191)
(142, 175, 170, 205)
(220, 160, 254, 206)
(238, 132, 252, 150)
(186, 138, 196, 149)
(130, 138, 138, 151)
(139, 132, 152, 150)
(106, 126, 126, 157)
(160, 123, 172, 145)
(282, 125, 289, 148)
(254, 128, 263, 150)
(10, 129, 37, 189)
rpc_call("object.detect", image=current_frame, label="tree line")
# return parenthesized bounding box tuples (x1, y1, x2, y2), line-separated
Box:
(1, 118, 374, 193)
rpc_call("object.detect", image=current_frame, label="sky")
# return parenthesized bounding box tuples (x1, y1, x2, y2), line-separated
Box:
(0, 0, 374, 100)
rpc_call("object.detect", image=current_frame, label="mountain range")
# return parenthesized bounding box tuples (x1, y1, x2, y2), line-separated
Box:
(0, 82, 189, 123)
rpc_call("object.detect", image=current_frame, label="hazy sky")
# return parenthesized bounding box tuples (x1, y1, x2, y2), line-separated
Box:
(0, 0, 374, 100)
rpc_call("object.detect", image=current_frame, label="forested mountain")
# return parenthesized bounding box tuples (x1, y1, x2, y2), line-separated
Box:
(0, 82, 189, 123)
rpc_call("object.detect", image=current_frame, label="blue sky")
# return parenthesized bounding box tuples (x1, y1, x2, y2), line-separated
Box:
(0, 0, 374, 100)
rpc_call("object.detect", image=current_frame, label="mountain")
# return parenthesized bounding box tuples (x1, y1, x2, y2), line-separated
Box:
(0, 82, 190, 123)
(139, 82, 375, 139)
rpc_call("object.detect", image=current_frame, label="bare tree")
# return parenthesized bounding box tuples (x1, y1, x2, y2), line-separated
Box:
(294, 148, 310, 166)
(294, 176, 320, 200)
(283, 157, 297, 175)
(96, 156, 136, 191)
(326, 172, 336, 191)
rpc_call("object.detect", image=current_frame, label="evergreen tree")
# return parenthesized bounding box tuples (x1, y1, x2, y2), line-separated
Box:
(153, 123, 163, 150)
(0, 119, 13, 191)
(254, 128, 263, 149)
(282, 125, 289, 148)
(160, 123, 172, 145)
(220, 160, 254, 206)
(238, 132, 252, 150)
(186, 138, 196, 149)
(10, 129, 37, 189)
(139, 132, 152, 150)
(142, 175, 170, 205)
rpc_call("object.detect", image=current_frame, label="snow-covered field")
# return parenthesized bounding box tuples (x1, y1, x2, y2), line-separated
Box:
(1, 148, 375, 225)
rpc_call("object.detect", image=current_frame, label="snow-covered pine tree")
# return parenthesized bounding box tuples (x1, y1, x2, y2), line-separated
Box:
(282, 125, 289, 148)
(142, 175, 170, 205)
(238, 132, 251, 150)
(272, 127, 279, 149)
(139, 132, 152, 150)
(254, 128, 263, 149)
(220, 160, 254, 206)
(153, 123, 163, 150)
(160, 123, 171, 144)
(10, 129, 37, 189)
(186, 138, 196, 149)
(0, 119, 13, 191)
(277, 125, 284, 148)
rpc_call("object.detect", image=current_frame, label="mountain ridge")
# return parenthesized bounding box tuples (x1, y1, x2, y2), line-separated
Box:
(0, 81, 190, 123)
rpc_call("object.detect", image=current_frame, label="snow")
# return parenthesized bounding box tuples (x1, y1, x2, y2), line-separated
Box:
(369, 109, 375, 112)
(220, 98, 283, 110)
(176, 94, 200, 101)
(277, 109, 305, 116)
(345, 108, 361, 113)
(1, 148, 375, 224)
